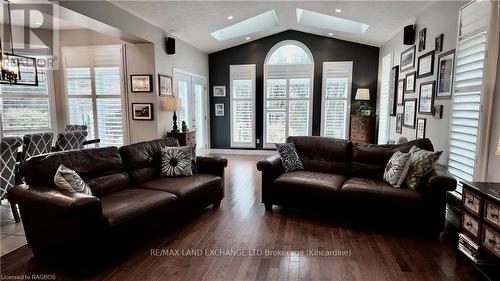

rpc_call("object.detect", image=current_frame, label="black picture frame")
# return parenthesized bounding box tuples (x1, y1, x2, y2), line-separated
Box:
(418, 81, 435, 115)
(435, 34, 444, 53)
(436, 49, 455, 99)
(158, 74, 173, 96)
(400, 45, 416, 72)
(389, 65, 399, 116)
(131, 103, 154, 120)
(131, 74, 153, 93)
(403, 98, 417, 129)
(433, 105, 443, 119)
(418, 28, 427, 52)
(396, 113, 403, 134)
(404, 71, 416, 94)
(417, 51, 435, 78)
(397, 79, 405, 105)
(416, 118, 426, 139)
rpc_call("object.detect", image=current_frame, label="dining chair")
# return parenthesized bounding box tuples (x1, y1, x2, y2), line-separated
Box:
(54, 130, 88, 151)
(64, 124, 88, 132)
(1, 137, 23, 222)
(21, 132, 54, 163)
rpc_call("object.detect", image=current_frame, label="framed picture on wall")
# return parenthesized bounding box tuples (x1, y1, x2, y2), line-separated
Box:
(389, 65, 399, 116)
(397, 79, 405, 105)
(400, 45, 416, 72)
(213, 86, 226, 97)
(132, 103, 154, 120)
(404, 71, 416, 94)
(131, 75, 153, 93)
(436, 49, 455, 99)
(418, 28, 427, 51)
(433, 105, 443, 119)
(416, 118, 426, 139)
(158, 74, 173, 96)
(417, 51, 435, 78)
(435, 34, 444, 53)
(418, 81, 435, 114)
(396, 113, 403, 134)
(215, 103, 224, 116)
(403, 98, 417, 128)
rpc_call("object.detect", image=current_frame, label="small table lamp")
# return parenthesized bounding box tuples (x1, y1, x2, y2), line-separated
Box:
(165, 96, 180, 133)
(355, 88, 370, 105)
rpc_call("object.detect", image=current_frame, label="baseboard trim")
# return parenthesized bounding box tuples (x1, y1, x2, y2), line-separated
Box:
(208, 149, 277, 156)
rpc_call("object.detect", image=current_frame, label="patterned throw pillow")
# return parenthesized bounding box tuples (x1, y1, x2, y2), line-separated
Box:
(190, 144, 197, 172)
(54, 164, 92, 195)
(161, 146, 193, 177)
(383, 150, 411, 187)
(405, 146, 442, 190)
(275, 142, 304, 172)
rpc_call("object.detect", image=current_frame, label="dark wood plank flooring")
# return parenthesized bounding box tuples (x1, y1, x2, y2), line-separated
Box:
(0, 155, 483, 281)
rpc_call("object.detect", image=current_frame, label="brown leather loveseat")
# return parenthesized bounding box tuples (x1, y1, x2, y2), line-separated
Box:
(9, 138, 227, 257)
(257, 136, 456, 234)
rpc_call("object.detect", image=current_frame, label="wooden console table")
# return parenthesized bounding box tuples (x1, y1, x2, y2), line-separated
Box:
(166, 131, 196, 147)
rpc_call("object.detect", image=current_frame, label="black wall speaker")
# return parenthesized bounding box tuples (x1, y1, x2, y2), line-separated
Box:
(166, 37, 175, 55)
(403, 25, 415, 45)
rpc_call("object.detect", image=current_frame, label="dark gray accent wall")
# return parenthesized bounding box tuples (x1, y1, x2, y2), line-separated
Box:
(209, 30, 379, 149)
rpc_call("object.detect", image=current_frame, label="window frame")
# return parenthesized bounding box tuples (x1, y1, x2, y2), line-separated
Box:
(0, 55, 57, 137)
(230, 64, 256, 148)
(320, 61, 353, 139)
(263, 40, 314, 149)
(61, 45, 128, 147)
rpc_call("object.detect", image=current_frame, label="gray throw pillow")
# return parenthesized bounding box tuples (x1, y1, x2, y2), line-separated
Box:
(54, 164, 92, 195)
(405, 146, 442, 190)
(161, 146, 193, 177)
(275, 142, 304, 172)
(383, 150, 411, 187)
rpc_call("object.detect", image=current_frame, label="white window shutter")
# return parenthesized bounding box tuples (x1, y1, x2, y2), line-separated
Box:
(321, 61, 353, 139)
(230, 64, 256, 148)
(378, 53, 392, 144)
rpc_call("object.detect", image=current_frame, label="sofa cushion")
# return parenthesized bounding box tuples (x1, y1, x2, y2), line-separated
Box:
(287, 136, 351, 175)
(136, 173, 223, 206)
(341, 177, 423, 202)
(274, 171, 347, 193)
(351, 138, 434, 177)
(86, 172, 132, 196)
(119, 138, 179, 184)
(100, 188, 177, 229)
(22, 146, 125, 187)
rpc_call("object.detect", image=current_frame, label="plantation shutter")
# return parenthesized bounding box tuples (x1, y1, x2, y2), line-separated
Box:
(230, 64, 256, 148)
(378, 53, 392, 144)
(321, 61, 353, 139)
(448, 0, 490, 193)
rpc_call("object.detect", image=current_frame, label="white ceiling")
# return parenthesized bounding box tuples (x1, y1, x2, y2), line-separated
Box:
(112, 1, 437, 54)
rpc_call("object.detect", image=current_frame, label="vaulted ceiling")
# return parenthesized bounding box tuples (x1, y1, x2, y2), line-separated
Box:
(112, 1, 437, 53)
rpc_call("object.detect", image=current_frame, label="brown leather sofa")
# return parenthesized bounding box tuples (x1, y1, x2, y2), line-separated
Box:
(9, 138, 227, 257)
(257, 136, 456, 234)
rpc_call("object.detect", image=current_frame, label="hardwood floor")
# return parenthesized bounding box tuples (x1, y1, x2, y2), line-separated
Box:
(0, 155, 483, 281)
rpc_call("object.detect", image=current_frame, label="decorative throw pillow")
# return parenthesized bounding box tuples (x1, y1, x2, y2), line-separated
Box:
(383, 150, 411, 187)
(191, 144, 197, 172)
(54, 164, 92, 195)
(161, 146, 193, 177)
(405, 146, 442, 190)
(275, 142, 304, 172)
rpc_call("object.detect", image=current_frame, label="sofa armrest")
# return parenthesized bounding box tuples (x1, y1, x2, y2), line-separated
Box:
(197, 155, 228, 179)
(8, 184, 102, 220)
(426, 165, 457, 193)
(256, 155, 283, 172)
(257, 155, 284, 205)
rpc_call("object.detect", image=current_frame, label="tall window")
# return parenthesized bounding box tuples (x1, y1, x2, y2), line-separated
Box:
(321, 62, 353, 139)
(63, 45, 126, 147)
(378, 53, 392, 144)
(448, 0, 490, 193)
(0, 57, 55, 137)
(264, 41, 313, 148)
(230, 64, 256, 148)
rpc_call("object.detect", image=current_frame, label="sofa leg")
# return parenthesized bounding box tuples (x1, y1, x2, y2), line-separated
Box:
(10, 201, 21, 223)
(213, 201, 221, 209)
(265, 203, 273, 211)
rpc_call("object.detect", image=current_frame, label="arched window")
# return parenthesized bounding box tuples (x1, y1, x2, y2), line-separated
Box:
(263, 41, 314, 148)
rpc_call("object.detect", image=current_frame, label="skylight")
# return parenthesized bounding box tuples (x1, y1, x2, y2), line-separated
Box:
(296, 8, 369, 35)
(211, 10, 278, 41)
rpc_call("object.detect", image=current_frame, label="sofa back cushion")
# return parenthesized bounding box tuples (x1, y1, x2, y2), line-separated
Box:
(286, 136, 352, 175)
(119, 138, 179, 184)
(351, 138, 434, 178)
(22, 147, 130, 195)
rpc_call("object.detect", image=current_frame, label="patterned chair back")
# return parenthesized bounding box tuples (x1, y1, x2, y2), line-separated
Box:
(22, 133, 54, 163)
(54, 130, 88, 151)
(1, 137, 22, 200)
(64, 124, 88, 132)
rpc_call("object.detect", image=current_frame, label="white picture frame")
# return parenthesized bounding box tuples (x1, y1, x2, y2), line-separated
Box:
(215, 103, 224, 116)
(213, 86, 226, 97)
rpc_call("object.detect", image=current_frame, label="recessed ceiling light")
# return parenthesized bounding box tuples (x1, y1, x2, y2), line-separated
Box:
(246, 37, 251, 40)
(328, 33, 334, 36)
(227, 15, 234, 20)
(335, 9, 342, 13)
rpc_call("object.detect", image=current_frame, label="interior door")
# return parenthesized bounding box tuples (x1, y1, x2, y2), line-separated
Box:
(192, 77, 208, 152)
(174, 72, 192, 128)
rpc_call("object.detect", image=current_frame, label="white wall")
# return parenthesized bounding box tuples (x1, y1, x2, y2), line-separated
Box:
(377, 1, 466, 164)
